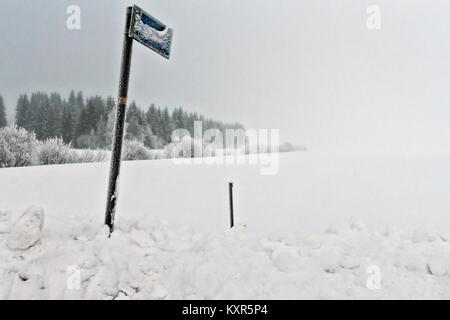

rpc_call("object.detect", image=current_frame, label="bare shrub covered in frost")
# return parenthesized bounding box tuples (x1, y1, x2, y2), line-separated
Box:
(38, 139, 108, 165)
(0, 125, 38, 168)
(37, 137, 73, 165)
(122, 140, 150, 161)
(75, 149, 109, 163)
(165, 136, 203, 159)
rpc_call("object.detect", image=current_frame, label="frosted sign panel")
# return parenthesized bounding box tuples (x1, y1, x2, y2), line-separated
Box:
(129, 5, 173, 59)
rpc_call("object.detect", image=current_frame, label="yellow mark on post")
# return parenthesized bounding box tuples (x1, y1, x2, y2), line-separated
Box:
(119, 97, 127, 105)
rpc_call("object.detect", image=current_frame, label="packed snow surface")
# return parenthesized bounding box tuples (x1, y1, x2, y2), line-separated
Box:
(1, 212, 450, 299)
(0, 152, 450, 299)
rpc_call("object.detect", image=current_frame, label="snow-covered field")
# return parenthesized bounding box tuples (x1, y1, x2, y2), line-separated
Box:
(1, 152, 450, 299)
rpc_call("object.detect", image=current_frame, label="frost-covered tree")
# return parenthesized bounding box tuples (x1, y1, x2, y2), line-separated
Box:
(161, 107, 173, 144)
(105, 96, 115, 115)
(76, 91, 85, 110)
(28, 92, 50, 140)
(126, 115, 143, 142)
(67, 91, 79, 142)
(125, 101, 149, 144)
(83, 96, 104, 135)
(145, 104, 160, 136)
(15, 94, 30, 128)
(0, 96, 7, 128)
(60, 107, 70, 143)
(171, 107, 184, 129)
(48, 93, 63, 137)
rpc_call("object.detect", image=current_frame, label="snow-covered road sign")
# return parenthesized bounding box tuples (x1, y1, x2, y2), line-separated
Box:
(129, 5, 173, 59)
(105, 5, 174, 233)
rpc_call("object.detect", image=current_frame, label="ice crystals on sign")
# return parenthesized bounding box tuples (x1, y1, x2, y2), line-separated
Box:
(129, 5, 173, 59)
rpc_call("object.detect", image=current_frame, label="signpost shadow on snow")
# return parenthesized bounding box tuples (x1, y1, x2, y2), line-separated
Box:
(105, 5, 173, 233)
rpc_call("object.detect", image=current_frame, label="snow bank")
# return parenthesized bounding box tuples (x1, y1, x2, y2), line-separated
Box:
(1, 211, 449, 300)
(1, 153, 449, 299)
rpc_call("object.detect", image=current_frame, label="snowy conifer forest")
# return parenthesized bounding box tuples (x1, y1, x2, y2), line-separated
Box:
(10, 91, 243, 149)
(0, 91, 251, 168)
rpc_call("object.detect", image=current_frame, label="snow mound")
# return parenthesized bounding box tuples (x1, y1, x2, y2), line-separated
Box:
(413, 228, 439, 243)
(1, 213, 450, 299)
(427, 256, 450, 277)
(6, 206, 44, 250)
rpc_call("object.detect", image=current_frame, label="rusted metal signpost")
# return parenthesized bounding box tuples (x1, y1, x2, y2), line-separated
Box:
(105, 5, 173, 232)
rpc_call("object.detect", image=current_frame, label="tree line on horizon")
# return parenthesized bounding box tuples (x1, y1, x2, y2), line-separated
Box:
(1, 91, 244, 150)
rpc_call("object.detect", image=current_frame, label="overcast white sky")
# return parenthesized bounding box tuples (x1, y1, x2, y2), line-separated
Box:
(0, 0, 449, 155)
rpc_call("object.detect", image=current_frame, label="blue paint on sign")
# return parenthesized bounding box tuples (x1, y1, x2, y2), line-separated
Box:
(141, 13, 165, 32)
